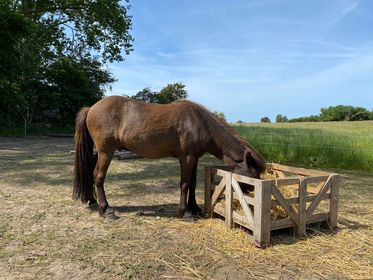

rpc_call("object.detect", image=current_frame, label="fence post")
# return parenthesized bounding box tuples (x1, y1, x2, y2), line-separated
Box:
(328, 175, 340, 229)
(253, 180, 272, 248)
(225, 172, 233, 229)
(298, 179, 307, 236)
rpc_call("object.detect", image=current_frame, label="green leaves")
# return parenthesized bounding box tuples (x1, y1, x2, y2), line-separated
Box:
(0, 1, 133, 127)
(13, 0, 133, 62)
(131, 83, 189, 104)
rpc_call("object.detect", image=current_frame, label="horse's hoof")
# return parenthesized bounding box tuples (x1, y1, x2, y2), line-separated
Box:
(177, 208, 186, 219)
(87, 201, 98, 212)
(102, 208, 119, 220)
(191, 207, 203, 217)
(182, 211, 197, 222)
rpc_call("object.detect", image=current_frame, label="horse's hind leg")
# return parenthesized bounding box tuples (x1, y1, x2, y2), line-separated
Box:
(94, 148, 117, 219)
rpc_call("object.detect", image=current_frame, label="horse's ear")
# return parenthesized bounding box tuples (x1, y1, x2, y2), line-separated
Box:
(244, 149, 253, 167)
(244, 149, 266, 172)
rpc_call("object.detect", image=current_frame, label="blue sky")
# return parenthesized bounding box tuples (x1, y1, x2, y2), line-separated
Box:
(108, 0, 373, 122)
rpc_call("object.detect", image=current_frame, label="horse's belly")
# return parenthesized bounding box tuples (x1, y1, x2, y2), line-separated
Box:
(120, 134, 180, 158)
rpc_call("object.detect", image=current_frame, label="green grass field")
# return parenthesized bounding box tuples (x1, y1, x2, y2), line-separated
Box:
(234, 121, 373, 172)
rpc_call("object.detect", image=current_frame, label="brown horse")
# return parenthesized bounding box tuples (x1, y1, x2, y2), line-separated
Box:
(73, 96, 266, 219)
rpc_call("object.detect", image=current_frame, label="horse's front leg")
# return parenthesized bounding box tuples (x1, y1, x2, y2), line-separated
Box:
(187, 158, 202, 215)
(177, 156, 196, 218)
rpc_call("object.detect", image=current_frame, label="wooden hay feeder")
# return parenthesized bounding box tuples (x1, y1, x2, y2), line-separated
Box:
(204, 163, 340, 248)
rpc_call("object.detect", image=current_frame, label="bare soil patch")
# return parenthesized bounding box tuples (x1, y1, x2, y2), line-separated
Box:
(0, 137, 372, 279)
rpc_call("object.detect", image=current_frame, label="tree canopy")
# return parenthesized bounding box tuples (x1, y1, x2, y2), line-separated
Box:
(0, 1, 133, 130)
(131, 82, 188, 104)
(320, 105, 371, 121)
(212, 111, 226, 121)
(287, 105, 373, 123)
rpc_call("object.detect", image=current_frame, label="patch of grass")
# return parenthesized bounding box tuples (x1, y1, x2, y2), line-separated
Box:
(234, 121, 373, 171)
(32, 212, 46, 222)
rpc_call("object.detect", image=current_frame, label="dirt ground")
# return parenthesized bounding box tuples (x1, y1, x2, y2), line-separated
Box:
(0, 137, 372, 280)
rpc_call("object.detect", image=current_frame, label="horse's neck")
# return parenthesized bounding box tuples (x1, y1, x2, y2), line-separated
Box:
(207, 121, 245, 165)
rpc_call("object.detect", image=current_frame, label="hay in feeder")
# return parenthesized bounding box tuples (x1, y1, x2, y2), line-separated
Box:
(216, 170, 299, 220)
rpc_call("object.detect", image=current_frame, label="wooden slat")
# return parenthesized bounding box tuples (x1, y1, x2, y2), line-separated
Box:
(298, 179, 307, 236)
(306, 176, 332, 219)
(272, 197, 298, 207)
(204, 167, 212, 214)
(217, 168, 229, 177)
(307, 213, 329, 224)
(328, 175, 340, 229)
(214, 204, 253, 229)
(271, 217, 293, 230)
(233, 192, 255, 205)
(209, 178, 226, 214)
(271, 185, 299, 227)
(232, 173, 261, 186)
(271, 163, 328, 176)
(274, 177, 300, 187)
(253, 180, 272, 248)
(271, 193, 330, 208)
(307, 185, 320, 194)
(306, 193, 330, 202)
(303, 175, 329, 184)
(231, 179, 254, 225)
(308, 180, 327, 194)
(275, 170, 286, 178)
(225, 172, 233, 229)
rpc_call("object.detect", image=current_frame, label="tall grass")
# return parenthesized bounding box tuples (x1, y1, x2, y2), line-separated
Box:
(234, 121, 373, 172)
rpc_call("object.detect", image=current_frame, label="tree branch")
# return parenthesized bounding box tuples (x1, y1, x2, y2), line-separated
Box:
(21, 3, 88, 15)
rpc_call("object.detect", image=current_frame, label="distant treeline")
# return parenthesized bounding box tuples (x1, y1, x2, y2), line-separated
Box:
(261, 105, 373, 123)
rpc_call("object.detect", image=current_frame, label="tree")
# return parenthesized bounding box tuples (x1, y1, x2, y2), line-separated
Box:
(0, 8, 29, 126)
(320, 105, 371, 121)
(276, 114, 288, 123)
(212, 111, 226, 120)
(157, 82, 188, 104)
(289, 115, 320, 122)
(349, 107, 370, 121)
(131, 88, 159, 103)
(10, 0, 133, 63)
(43, 57, 115, 125)
(0, 1, 133, 129)
(130, 82, 188, 104)
(260, 117, 271, 123)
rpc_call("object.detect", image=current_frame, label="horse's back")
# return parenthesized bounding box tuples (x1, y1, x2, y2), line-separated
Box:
(86, 96, 211, 157)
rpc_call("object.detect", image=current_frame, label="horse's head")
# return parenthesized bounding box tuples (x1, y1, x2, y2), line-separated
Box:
(231, 149, 266, 192)
(232, 149, 263, 178)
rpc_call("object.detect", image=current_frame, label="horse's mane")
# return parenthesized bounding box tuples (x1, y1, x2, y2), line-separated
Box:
(174, 100, 267, 172)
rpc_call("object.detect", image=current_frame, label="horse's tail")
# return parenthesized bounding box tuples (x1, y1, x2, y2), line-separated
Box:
(73, 107, 97, 203)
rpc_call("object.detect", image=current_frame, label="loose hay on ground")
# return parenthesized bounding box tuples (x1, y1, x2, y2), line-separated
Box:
(0, 137, 372, 279)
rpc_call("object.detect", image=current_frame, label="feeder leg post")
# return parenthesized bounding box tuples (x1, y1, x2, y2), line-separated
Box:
(298, 179, 307, 236)
(328, 175, 340, 229)
(253, 181, 272, 248)
(204, 167, 212, 215)
(225, 172, 233, 229)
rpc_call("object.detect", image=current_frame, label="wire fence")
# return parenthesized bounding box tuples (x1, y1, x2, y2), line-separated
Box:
(240, 131, 373, 139)
(249, 141, 373, 152)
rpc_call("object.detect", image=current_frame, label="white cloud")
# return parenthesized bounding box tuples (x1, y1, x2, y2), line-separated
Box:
(327, 0, 359, 27)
